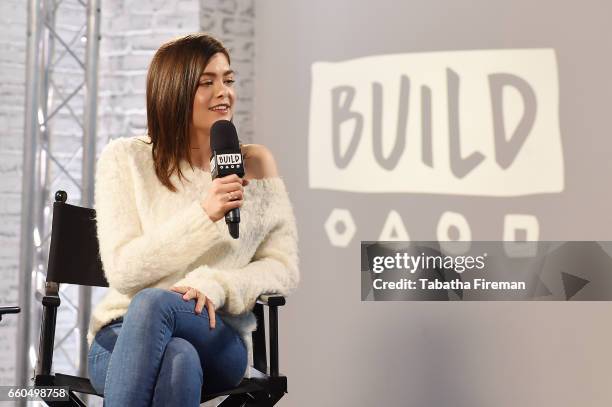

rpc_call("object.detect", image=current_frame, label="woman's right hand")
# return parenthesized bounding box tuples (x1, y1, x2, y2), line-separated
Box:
(201, 174, 249, 222)
(169, 286, 217, 329)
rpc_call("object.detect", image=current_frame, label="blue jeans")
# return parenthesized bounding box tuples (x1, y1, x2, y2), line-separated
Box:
(87, 288, 248, 406)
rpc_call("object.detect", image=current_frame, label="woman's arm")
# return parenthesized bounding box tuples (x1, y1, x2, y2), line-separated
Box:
(172, 177, 299, 314)
(95, 139, 224, 296)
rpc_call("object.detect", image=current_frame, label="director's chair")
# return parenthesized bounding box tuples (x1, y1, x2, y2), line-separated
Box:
(32, 190, 289, 406)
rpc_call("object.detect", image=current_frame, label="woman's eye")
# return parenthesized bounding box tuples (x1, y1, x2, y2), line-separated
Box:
(199, 79, 234, 87)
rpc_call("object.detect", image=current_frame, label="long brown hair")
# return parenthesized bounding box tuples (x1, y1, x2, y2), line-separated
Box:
(146, 33, 230, 191)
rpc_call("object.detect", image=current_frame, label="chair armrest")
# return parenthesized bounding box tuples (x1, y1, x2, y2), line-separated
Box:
(0, 306, 20, 315)
(257, 294, 286, 307)
(0, 306, 20, 322)
(253, 294, 286, 377)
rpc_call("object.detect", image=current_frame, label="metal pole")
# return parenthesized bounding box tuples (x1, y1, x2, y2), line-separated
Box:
(78, 0, 101, 378)
(17, 0, 42, 391)
(31, 0, 55, 383)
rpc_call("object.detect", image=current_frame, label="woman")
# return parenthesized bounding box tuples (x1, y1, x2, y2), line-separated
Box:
(86, 33, 299, 406)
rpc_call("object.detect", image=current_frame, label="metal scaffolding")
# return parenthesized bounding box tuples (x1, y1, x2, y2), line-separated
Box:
(17, 0, 100, 395)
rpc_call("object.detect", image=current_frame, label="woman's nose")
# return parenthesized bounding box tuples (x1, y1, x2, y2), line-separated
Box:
(215, 82, 229, 97)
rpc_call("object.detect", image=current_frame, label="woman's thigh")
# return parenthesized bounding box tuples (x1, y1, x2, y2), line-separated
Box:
(172, 307, 248, 392)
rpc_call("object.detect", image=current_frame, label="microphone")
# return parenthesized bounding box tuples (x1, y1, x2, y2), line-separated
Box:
(210, 120, 244, 239)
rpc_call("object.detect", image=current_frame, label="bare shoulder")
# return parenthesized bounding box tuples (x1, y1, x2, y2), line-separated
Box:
(241, 144, 279, 179)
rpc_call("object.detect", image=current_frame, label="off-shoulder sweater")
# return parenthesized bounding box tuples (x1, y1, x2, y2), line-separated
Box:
(87, 135, 299, 378)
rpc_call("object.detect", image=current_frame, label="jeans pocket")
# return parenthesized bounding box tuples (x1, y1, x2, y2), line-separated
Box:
(89, 321, 122, 358)
(88, 342, 106, 358)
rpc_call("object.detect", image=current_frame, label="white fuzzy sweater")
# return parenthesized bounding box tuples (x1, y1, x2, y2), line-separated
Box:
(87, 135, 299, 378)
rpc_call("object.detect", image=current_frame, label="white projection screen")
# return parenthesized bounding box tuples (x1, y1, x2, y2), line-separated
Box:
(254, 1, 612, 406)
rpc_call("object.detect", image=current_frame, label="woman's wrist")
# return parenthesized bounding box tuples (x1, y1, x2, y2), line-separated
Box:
(200, 201, 213, 221)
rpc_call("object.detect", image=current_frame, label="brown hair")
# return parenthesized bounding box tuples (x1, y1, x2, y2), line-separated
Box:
(146, 33, 230, 191)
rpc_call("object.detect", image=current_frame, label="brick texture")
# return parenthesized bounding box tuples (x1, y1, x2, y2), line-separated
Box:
(201, 0, 255, 142)
(0, 0, 26, 387)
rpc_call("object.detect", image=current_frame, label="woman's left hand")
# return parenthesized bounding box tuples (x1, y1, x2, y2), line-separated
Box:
(241, 144, 278, 179)
(169, 286, 216, 329)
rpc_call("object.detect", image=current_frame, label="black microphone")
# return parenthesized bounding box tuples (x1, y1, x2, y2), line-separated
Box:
(210, 120, 244, 239)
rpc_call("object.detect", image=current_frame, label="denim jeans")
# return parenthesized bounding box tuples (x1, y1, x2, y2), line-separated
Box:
(87, 288, 248, 406)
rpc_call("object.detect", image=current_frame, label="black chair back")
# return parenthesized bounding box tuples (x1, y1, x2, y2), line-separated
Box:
(47, 191, 108, 287)
(36, 192, 287, 406)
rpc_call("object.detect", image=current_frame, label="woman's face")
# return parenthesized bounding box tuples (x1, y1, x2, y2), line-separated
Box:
(192, 52, 235, 137)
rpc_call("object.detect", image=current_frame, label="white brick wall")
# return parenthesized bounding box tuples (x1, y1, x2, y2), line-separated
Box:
(0, 0, 26, 386)
(201, 0, 255, 142)
(98, 0, 200, 145)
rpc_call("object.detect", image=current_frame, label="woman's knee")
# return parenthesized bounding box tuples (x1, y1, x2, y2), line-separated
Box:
(163, 338, 203, 382)
(127, 287, 181, 317)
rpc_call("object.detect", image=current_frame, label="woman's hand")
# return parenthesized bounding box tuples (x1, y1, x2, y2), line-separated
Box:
(169, 286, 217, 329)
(241, 144, 278, 179)
(201, 174, 249, 222)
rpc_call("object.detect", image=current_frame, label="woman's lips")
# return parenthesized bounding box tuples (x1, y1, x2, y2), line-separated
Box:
(209, 104, 230, 114)
(210, 108, 229, 114)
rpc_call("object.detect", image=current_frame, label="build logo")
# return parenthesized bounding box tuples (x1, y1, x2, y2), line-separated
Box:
(308, 49, 564, 246)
